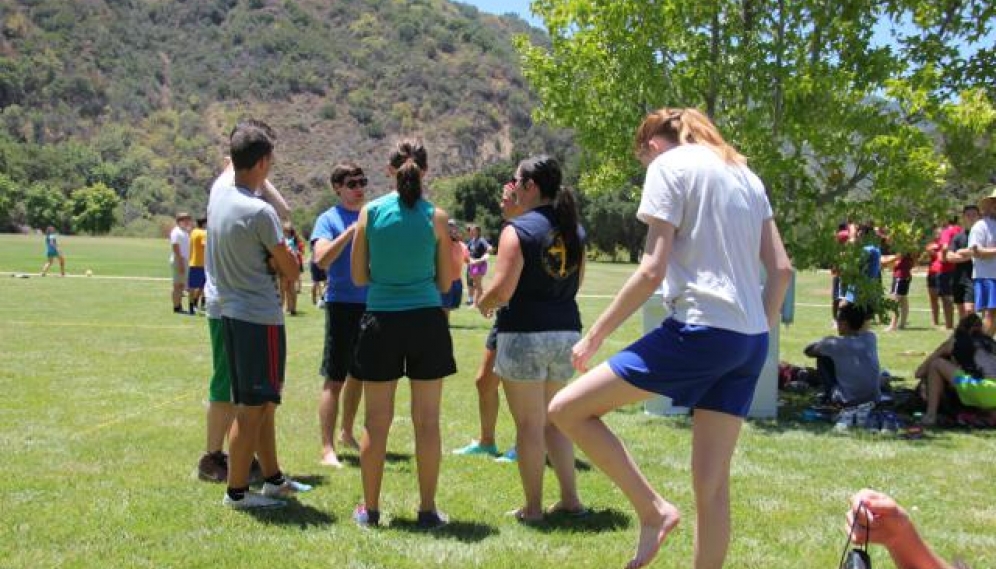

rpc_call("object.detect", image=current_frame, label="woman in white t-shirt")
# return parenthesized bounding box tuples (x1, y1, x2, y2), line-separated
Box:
(548, 108, 793, 569)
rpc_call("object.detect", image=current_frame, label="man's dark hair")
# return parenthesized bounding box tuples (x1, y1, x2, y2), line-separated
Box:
(196, 218, 207, 228)
(836, 303, 867, 332)
(964, 204, 980, 214)
(330, 162, 365, 187)
(229, 119, 275, 170)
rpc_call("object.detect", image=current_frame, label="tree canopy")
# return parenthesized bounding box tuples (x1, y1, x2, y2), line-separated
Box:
(517, 0, 996, 268)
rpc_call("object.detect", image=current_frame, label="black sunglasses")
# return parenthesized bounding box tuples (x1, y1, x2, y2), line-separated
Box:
(344, 178, 368, 189)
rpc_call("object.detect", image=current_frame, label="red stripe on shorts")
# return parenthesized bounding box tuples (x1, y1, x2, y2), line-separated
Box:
(267, 325, 279, 392)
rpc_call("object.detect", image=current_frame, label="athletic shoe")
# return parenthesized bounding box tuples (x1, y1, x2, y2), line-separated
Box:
(879, 411, 900, 434)
(353, 504, 380, 528)
(262, 478, 313, 498)
(197, 451, 228, 483)
(834, 408, 857, 431)
(416, 510, 449, 530)
(223, 492, 285, 510)
(316, 299, 325, 309)
(452, 440, 499, 456)
(495, 447, 518, 463)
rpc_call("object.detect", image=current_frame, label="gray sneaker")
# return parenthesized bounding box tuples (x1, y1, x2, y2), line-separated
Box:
(262, 478, 313, 498)
(222, 492, 285, 510)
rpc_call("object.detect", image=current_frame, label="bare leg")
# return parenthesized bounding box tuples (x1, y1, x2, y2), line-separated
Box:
(548, 364, 680, 569)
(227, 404, 266, 489)
(502, 378, 548, 520)
(475, 348, 500, 447)
(359, 380, 398, 512)
(41, 259, 52, 276)
(544, 381, 582, 512)
(886, 293, 900, 331)
(898, 295, 909, 328)
(319, 380, 345, 467)
(984, 309, 996, 337)
(172, 282, 184, 309)
(254, 404, 280, 478)
(690, 409, 744, 569)
(928, 286, 939, 326)
(339, 377, 362, 449)
(941, 296, 954, 330)
(206, 401, 235, 453)
(958, 302, 975, 320)
(923, 357, 959, 424)
(411, 379, 444, 513)
(58, 255, 65, 276)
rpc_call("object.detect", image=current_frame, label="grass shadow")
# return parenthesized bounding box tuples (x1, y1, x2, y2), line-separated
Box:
(244, 501, 336, 528)
(338, 451, 412, 468)
(388, 519, 499, 542)
(527, 507, 630, 534)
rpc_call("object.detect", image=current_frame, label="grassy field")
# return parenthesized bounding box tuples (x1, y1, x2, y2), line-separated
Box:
(1, 233, 994, 569)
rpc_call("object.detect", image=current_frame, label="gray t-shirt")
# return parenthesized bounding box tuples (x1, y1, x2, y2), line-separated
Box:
(206, 180, 284, 325)
(808, 331, 880, 404)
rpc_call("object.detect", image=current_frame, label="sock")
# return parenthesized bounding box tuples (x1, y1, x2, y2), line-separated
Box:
(188, 303, 195, 314)
(173, 305, 182, 313)
(227, 487, 248, 501)
(265, 471, 285, 486)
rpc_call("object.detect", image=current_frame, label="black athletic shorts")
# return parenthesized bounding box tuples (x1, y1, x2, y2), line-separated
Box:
(310, 261, 327, 283)
(351, 307, 457, 381)
(320, 302, 366, 382)
(221, 317, 285, 406)
(927, 272, 953, 296)
(890, 277, 911, 297)
(953, 276, 974, 304)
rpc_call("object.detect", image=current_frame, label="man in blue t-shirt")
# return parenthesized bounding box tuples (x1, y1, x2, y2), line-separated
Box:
(311, 162, 369, 468)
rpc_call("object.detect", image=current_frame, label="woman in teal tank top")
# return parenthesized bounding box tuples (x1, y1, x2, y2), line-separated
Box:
(348, 138, 456, 529)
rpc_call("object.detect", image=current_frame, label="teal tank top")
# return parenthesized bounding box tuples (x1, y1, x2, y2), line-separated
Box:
(365, 193, 441, 311)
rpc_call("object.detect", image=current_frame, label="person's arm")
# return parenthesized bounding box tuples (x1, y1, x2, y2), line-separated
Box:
(350, 207, 370, 287)
(477, 225, 524, 317)
(433, 208, 453, 292)
(314, 225, 357, 271)
(571, 218, 675, 372)
(848, 489, 955, 569)
(258, 180, 290, 222)
(760, 218, 794, 332)
(268, 241, 300, 281)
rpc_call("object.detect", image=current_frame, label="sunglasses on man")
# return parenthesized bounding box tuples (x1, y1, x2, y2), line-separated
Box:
(344, 178, 368, 189)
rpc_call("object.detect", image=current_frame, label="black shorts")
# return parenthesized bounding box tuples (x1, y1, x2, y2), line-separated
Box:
(351, 308, 457, 381)
(221, 317, 285, 406)
(320, 302, 366, 382)
(890, 277, 911, 297)
(953, 276, 974, 304)
(927, 272, 953, 296)
(310, 261, 327, 283)
(831, 275, 841, 301)
(485, 322, 498, 351)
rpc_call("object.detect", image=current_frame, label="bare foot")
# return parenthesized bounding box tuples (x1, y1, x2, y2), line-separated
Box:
(320, 451, 343, 468)
(507, 507, 543, 524)
(339, 432, 360, 450)
(625, 502, 680, 569)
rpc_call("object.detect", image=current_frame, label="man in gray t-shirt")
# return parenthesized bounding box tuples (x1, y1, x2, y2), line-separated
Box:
(207, 119, 308, 510)
(805, 304, 881, 406)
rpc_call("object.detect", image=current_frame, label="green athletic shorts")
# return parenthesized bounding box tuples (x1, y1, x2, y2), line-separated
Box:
(954, 375, 996, 409)
(208, 317, 232, 403)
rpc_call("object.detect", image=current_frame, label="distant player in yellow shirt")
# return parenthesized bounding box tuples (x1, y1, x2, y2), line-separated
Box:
(187, 218, 207, 315)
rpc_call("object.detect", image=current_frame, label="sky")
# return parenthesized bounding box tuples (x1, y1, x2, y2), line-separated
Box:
(461, 0, 542, 28)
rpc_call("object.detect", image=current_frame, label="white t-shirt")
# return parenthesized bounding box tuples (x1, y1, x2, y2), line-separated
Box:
(170, 225, 190, 265)
(638, 144, 772, 335)
(968, 217, 996, 279)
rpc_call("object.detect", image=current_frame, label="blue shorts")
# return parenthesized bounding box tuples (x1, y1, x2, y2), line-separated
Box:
(187, 267, 206, 289)
(974, 278, 996, 310)
(608, 318, 768, 418)
(441, 279, 463, 309)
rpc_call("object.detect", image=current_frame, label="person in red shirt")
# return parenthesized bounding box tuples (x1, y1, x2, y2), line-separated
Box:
(926, 219, 959, 330)
(883, 248, 915, 331)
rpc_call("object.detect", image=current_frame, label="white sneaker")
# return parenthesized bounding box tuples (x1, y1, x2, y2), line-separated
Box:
(262, 478, 313, 498)
(834, 408, 856, 431)
(223, 492, 285, 509)
(316, 299, 325, 309)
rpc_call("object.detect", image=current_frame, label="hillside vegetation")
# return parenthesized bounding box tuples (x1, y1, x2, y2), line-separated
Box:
(0, 0, 574, 235)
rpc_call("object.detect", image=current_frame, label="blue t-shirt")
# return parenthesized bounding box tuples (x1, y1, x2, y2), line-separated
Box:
(841, 244, 882, 303)
(496, 205, 584, 333)
(364, 193, 440, 311)
(311, 205, 367, 304)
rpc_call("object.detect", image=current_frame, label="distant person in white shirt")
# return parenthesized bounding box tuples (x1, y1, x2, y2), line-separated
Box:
(548, 107, 793, 569)
(966, 189, 996, 335)
(170, 212, 192, 314)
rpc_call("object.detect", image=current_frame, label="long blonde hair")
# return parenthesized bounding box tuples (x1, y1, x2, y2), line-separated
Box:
(634, 107, 746, 165)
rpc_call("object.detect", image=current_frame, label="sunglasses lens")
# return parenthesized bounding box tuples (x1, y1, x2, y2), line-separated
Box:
(346, 178, 368, 189)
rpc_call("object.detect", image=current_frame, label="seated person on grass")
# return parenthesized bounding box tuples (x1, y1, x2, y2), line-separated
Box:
(804, 303, 881, 407)
(915, 313, 996, 427)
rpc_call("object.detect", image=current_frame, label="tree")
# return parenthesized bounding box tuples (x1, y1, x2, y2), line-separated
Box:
(0, 173, 23, 230)
(579, 187, 643, 262)
(71, 183, 120, 234)
(517, 0, 996, 271)
(24, 183, 69, 231)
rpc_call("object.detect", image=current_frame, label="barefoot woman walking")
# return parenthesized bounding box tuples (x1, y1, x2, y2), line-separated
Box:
(548, 108, 792, 569)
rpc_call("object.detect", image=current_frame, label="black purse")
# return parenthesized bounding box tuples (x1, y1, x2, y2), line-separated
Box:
(839, 502, 872, 569)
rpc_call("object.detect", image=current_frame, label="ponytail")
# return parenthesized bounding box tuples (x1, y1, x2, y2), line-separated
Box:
(554, 186, 583, 267)
(634, 107, 746, 165)
(388, 138, 428, 209)
(396, 159, 422, 208)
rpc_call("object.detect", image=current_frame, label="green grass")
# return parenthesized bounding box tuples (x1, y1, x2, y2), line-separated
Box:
(1, 233, 993, 569)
